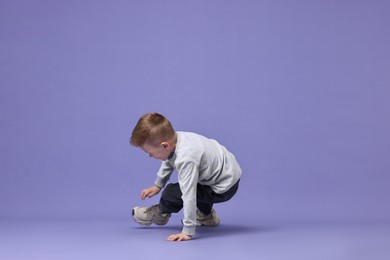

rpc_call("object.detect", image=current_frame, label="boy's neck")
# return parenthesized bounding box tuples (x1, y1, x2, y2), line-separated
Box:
(167, 133, 177, 160)
(170, 132, 178, 152)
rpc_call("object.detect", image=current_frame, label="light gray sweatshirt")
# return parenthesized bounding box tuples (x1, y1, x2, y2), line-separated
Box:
(154, 131, 242, 236)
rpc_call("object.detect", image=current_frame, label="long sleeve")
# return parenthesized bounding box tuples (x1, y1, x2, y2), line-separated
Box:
(154, 160, 174, 188)
(177, 161, 199, 236)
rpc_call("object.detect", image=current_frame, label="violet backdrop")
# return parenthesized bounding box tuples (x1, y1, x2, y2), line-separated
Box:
(0, 0, 389, 222)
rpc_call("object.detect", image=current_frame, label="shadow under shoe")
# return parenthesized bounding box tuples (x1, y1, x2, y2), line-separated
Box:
(132, 204, 171, 226)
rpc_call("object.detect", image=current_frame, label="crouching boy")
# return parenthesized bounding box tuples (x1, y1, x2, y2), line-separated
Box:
(130, 112, 242, 241)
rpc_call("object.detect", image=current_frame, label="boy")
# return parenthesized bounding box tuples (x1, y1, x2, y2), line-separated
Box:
(130, 112, 242, 241)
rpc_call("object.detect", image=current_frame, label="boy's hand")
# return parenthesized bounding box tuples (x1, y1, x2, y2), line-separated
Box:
(166, 233, 192, 242)
(141, 185, 161, 200)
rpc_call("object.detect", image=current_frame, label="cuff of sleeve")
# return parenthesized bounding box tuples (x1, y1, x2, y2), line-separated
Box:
(154, 178, 166, 188)
(181, 225, 196, 236)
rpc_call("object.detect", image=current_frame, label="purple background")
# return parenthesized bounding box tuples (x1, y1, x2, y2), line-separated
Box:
(1, 0, 390, 224)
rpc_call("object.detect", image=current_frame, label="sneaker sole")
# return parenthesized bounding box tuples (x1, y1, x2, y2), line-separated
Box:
(132, 207, 152, 226)
(180, 219, 221, 227)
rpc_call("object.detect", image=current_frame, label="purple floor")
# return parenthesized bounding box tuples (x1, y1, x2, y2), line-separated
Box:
(1, 216, 389, 260)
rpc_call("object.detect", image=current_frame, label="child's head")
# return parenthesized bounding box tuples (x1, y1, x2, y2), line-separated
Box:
(130, 112, 176, 160)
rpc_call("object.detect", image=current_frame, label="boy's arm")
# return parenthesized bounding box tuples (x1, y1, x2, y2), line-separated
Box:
(155, 160, 174, 188)
(177, 161, 199, 236)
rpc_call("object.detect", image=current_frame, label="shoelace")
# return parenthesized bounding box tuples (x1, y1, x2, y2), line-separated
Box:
(144, 205, 159, 217)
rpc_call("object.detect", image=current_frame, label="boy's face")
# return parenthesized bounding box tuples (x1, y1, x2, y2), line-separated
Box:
(140, 142, 172, 160)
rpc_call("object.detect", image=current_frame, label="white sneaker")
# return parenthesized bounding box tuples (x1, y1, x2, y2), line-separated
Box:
(132, 204, 171, 226)
(196, 209, 220, 226)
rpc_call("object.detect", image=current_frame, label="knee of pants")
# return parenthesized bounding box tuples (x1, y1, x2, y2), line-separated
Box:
(161, 183, 181, 198)
(163, 183, 178, 192)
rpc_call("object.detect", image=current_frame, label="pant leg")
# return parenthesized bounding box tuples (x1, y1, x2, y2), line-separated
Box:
(159, 183, 183, 214)
(159, 183, 214, 215)
(196, 184, 215, 215)
(212, 179, 240, 203)
(159, 180, 240, 215)
(196, 180, 240, 215)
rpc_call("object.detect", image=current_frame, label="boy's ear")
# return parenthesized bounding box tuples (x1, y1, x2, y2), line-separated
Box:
(161, 142, 169, 149)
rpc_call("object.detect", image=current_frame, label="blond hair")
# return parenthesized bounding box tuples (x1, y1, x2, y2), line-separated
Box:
(130, 113, 176, 147)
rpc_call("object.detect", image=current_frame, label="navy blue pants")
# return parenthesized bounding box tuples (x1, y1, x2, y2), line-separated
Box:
(159, 180, 240, 215)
